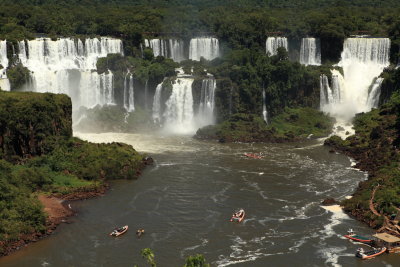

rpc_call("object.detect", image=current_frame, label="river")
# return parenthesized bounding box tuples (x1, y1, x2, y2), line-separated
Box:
(0, 133, 397, 267)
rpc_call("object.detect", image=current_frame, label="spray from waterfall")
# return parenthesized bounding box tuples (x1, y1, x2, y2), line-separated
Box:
(163, 77, 195, 134)
(320, 38, 390, 137)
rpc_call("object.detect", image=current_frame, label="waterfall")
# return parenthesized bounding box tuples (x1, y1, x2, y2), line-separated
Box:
(0, 40, 8, 78)
(123, 73, 135, 112)
(266, 37, 288, 56)
(196, 77, 216, 127)
(152, 82, 163, 124)
(0, 40, 10, 91)
(128, 75, 135, 112)
(320, 38, 390, 137)
(262, 89, 268, 123)
(163, 78, 195, 134)
(300, 38, 321, 66)
(145, 39, 168, 58)
(17, 37, 122, 108)
(144, 80, 148, 110)
(169, 39, 185, 62)
(189, 37, 220, 61)
(144, 39, 185, 62)
(366, 77, 384, 109)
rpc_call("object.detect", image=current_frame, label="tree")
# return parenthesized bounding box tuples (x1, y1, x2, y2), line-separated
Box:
(183, 254, 210, 267)
(141, 248, 156, 267)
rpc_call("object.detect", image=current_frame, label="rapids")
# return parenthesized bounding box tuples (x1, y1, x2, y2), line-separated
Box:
(1, 133, 397, 267)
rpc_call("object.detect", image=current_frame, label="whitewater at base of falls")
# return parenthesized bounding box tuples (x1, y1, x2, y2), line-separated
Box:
(320, 38, 390, 138)
(163, 77, 195, 134)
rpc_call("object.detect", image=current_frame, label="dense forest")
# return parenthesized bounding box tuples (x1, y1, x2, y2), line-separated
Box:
(1, 0, 400, 62)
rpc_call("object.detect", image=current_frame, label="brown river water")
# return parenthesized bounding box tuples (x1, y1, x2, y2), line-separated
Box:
(1, 133, 399, 267)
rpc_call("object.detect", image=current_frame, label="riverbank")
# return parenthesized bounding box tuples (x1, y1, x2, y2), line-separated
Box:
(324, 94, 400, 234)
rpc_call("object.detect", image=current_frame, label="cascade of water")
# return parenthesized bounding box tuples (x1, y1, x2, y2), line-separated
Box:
(366, 77, 384, 109)
(123, 73, 129, 110)
(197, 77, 216, 126)
(17, 37, 122, 108)
(266, 37, 288, 56)
(262, 89, 268, 124)
(0, 40, 8, 78)
(0, 40, 10, 91)
(168, 39, 185, 62)
(300, 38, 321, 66)
(128, 74, 135, 112)
(152, 82, 163, 124)
(189, 37, 220, 61)
(163, 78, 195, 134)
(145, 39, 168, 58)
(144, 80, 148, 110)
(320, 38, 390, 137)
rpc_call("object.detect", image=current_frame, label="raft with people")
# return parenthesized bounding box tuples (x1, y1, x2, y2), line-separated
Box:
(230, 209, 245, 223)
(344, 229, 373, 244)
(355, 247, 387, 259)
(110, 225, 128, 237)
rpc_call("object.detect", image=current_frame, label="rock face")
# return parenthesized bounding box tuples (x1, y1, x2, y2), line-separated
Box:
(0, 91, 72, 160)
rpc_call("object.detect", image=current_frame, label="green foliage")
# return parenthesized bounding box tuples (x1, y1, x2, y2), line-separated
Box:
(6, 64, 32, 91)
(0, 91, 72, 160)
(195, 107, 333, 142)
(0, 91, 146, 249)
(141, 248, 156, 267)
(75, 105, 154, 133)
(327, 92, 400, 226)
(183, 254, 210, 267)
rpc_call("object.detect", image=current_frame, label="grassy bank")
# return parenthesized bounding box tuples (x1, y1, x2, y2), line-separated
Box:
(325, 93, 400, 230)
(195, 107, 334, 143)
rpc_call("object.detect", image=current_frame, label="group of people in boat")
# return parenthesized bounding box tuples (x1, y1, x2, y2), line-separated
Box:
(230, 208, 245, 222)
(344, 229, 388, 260)
(109, 225, 145, 238)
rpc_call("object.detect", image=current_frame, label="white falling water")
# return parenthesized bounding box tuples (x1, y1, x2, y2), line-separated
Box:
(123, 73, 135, 112)
(197, 77, 216, 127)
(145, 39, 168, 58)
(163, 78, 195, 134)
(366, 77, 384, 109)
(320, 38, 390, 137)
(0, 40, 10, 91)
(266, 37, 288, 56)
(300, 38, 321, 66)
(144, 39, 185, 62)
(0, 40, 8, 78)
(189, 37, 220, 61)
(18, 37, 122, 108)
(152, 82, 163, 124)
(262, 89, 268, 123)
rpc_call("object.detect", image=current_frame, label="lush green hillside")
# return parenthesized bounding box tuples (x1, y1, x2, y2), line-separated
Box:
(0, 91, 147, 255)
(1, 0, 399, 63)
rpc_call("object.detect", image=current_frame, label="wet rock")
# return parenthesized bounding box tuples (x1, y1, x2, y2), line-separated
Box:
(321, 198, 337, 205)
